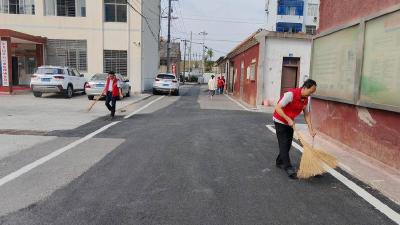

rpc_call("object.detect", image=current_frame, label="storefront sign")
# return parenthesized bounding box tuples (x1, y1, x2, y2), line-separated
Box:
(1, 41, 9, 87)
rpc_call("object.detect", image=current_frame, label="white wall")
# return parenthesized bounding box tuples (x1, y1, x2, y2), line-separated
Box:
(263, 37, 312, 105)
(141, 0, 161, 91)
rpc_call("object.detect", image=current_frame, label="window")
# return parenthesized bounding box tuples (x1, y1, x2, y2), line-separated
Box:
(103, 50, 127, 76)
(249, 63, 256, 81)
(277, 0, 304, 16)
(276, 22, 303, 33)
(44, 0, 86, 17)
(287, 6, 296, 16)
(307, 3, 318, 17)
(104, 0, 127, 22)
(46, 39, 88, 72)
(306, 25, 316, 35)
(0, 0, 35, 14)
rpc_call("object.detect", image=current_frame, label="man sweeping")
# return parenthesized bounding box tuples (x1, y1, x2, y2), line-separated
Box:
(273, 79, 317, 179)
(103, 71, 123, 119)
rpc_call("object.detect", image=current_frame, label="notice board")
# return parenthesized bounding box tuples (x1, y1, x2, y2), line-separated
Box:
(311, 26, 359, 102)
(360, 10, 400, 109)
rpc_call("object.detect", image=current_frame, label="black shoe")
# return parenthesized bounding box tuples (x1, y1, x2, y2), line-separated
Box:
(276, 162, 285, 169)
(285, 167, 297, 179)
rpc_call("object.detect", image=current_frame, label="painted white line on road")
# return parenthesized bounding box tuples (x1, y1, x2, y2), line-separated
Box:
(224, 94, 251, 111)
(0, 96, 164, 188)
(265, 124, 400, 224)
(124, 96, 165, 119)
(0, 122, 119, 187)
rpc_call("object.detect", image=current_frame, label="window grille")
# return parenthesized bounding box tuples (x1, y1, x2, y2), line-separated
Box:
(0, 0, 35, 14)
(44, 0, 85, 17)
(46, 39, 88, 72)
(103, 50, 128, 76)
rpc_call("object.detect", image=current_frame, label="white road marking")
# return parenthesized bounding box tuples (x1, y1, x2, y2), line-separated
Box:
(224, 94, 251, 111)
(265, 124, 400, 224)
(0, 96, 164, 188)
(124, 96, 165, 119)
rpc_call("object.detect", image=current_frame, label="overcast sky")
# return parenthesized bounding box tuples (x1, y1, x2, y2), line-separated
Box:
(160, 0, 266, 60)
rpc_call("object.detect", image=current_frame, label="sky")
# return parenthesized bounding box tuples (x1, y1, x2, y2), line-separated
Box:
(160, 0, 266, 60)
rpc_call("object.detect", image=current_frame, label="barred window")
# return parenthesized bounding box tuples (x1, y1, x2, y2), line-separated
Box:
(103, 50, 127, 76)
(104, 0, 127, 22)
(44, 0, 86, 17)
(306, 25, 316, 35)
(0, 0, 35, 14)
(46, 39, 87, 72)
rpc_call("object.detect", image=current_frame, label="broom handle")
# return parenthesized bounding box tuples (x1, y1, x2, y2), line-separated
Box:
(87, 93, 103, 112)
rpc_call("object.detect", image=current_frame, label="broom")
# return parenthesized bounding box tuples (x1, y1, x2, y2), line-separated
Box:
(294, 129, 338, 179)
(87, 94, 103, 112)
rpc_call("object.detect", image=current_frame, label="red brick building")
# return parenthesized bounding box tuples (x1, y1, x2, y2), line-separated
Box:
(227, 32, 260, 106)
(312, 0, 400, 169)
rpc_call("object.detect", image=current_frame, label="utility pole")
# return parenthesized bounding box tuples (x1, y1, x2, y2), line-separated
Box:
(198, 31, 208, 75)
(182, 39, 187, 84)
(188, 31, 192, 79)
(166, 0, 172, 73)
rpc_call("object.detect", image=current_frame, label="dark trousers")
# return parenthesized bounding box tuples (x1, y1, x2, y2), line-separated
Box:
(105, 91, 117, 117)
(275, 122, 294, 169)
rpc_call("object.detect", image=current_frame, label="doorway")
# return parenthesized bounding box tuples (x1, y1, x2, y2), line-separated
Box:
(281, 57, 300, 96)
(12, 56, 19, 85)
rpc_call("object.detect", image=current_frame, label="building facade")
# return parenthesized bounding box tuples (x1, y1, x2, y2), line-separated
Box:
(0, 0, 160, 94)
(159, 39, 181, 76)
(265, 0, 319, 35)
(311, 0, 400, 169)
(256, 31, 312, 106)
(223, 30, 311, 107)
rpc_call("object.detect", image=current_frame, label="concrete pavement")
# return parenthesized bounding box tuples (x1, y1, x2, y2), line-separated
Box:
(0, 85, 398, 224)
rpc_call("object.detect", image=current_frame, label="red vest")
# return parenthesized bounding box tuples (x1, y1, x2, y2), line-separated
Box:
(105, 78, 120, 97)
(273, 88, 308, 125)
(218, 79, 224, 87)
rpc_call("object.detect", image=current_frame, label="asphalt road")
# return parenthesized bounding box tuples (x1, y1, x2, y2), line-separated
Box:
(0, 85, 398, 225)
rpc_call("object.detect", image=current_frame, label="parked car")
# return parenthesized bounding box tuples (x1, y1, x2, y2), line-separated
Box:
(152, 73, 180, 96)
(85, 73, 131, 100)
(30, 66, 87, 98)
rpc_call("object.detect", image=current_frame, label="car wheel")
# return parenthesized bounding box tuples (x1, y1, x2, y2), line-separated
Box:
(65, 85, 73, 98)
(152, 88, 158, 95)
(88, 95, 94, 100)
(33, 92, 42, 98)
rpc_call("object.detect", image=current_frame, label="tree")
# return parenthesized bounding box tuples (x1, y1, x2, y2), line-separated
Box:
(206, 48, 214, 62)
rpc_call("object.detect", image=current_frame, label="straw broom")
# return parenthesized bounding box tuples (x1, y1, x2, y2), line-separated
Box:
(86, 94, 103, 112)
(294, 129, 338, 179)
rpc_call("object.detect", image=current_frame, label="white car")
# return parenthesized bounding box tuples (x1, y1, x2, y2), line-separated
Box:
(30, 66, 87, 98)
(152, 73, 180, 96)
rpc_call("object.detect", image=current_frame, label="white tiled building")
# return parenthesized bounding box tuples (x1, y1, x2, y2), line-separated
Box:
(265, 0, 319, 35)
(0, 0, 160, 93)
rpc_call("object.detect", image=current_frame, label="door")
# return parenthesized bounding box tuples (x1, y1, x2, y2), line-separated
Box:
(12, 57, 19, 85)
(281, 66, 298, 96)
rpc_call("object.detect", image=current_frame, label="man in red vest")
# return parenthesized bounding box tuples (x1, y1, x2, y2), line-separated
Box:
(103, 71, 123, 119)
(273, 79, 317, 178)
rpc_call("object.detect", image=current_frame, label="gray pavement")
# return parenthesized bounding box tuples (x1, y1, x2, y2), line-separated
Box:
(0, 85, 398, 225)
